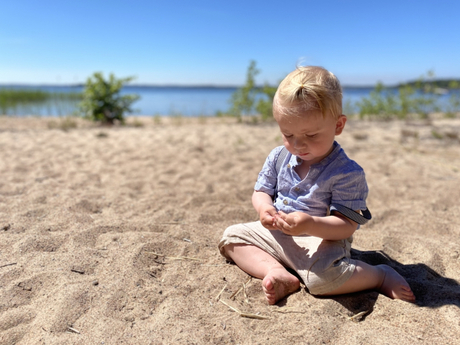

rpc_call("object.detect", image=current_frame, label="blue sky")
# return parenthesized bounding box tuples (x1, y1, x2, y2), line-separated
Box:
(1, 0, 459, 86)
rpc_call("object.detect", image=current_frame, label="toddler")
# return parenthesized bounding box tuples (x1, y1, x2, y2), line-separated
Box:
(218, 66, 415, 304)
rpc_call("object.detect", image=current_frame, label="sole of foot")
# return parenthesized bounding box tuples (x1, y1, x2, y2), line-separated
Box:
(262, 267, 300, 305)
(378, 265, 415, 303)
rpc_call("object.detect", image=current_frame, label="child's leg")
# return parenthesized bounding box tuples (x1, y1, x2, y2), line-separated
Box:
(223, 243, 300, 305)
(320, 260, 415, 302)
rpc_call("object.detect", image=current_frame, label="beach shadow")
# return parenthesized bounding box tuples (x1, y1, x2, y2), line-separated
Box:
(225, 246, 460, 313)
(330, 249, 460, 311)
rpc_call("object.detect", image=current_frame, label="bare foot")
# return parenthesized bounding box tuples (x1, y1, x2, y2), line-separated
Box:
(262, 267, 300, 305)
(377, 265, 415, 302)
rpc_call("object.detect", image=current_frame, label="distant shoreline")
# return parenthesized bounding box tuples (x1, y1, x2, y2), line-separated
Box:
(0, 83, 377, 90)
(126, 80, 460, 90)
(2, 78, 459, 90)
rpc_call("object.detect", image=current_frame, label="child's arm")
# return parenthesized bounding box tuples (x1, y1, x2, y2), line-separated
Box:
(274, 210, 357, 240)
(252, 191, 279, 230)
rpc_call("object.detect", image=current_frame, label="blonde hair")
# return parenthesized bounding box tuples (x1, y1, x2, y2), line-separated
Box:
(274, 66, 342, 119)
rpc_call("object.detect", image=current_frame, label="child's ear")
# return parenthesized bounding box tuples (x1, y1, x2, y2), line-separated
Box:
(335, 115, 347, 135)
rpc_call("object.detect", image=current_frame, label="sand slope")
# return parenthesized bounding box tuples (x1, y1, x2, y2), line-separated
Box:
(0, 116, 459, 345)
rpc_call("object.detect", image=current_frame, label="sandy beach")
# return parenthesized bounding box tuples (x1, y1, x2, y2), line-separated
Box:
(1, 115, 459, 345)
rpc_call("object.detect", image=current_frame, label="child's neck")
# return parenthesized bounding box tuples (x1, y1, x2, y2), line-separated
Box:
(294, 143, 336, 179)
(295, 160, 311, 180)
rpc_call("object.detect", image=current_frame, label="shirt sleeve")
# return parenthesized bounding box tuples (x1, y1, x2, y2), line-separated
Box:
(330, 167, 368, 211)
(254, 146, 285, 196)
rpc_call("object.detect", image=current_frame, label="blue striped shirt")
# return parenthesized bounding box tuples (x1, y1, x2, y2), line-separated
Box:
(254, 141, 368, 217)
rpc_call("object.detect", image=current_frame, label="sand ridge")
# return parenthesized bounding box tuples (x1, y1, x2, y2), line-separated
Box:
(0, 116, 459, 344)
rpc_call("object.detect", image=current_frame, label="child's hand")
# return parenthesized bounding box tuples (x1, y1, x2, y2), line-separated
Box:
(258, 204, 279, 230)
(274, 211, 313, 236)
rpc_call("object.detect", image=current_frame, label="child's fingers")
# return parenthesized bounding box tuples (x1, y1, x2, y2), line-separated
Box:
(277, 211, 288, 220)
(261, 215, 277, 230)
(274, 217, 292, 233)
(268, 209, 279, 217)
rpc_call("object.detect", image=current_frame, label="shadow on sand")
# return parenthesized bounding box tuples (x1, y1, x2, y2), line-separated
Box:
(320, 249, 460, 318)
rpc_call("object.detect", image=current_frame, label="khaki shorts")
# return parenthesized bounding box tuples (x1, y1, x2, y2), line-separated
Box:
(218, 221, 356, 295)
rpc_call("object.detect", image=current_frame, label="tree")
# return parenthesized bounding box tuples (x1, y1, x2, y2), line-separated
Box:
(256, 83, 277, 121)
(229, 60, 260, 120)
(228, 60, 277, 121)
(80, 72, 140, 124)
(356, 71, 442, 119)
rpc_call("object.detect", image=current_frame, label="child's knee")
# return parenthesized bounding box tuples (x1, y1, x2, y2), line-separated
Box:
(219, 223, 253, 259)
(302, 258, 356, 295)
(222, 224, 242, 237)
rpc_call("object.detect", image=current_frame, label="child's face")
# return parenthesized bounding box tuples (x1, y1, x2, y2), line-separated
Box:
(274, 106, 346, 165)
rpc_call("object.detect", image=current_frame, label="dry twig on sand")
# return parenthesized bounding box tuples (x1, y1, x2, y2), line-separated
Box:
(338, 310, 371, 323)
(243, 278, 251, 304)
(230, 276, 252, 300)
(143, 251, 201, 262)
(67, 326, 80, 334)
(272, 307, 308, 314)
(215, 283, 227, 301)
(0, 262, 17, 269)
(219, 300, 270, 320)
(167, 256, 201, 262)
(229, 285, 244, 300)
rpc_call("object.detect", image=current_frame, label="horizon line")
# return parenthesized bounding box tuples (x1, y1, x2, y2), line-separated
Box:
(1, 78, 459, 89)
(0, 82, 380, 89)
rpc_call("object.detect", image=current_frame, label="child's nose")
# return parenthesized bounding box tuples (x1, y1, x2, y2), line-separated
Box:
(293, 138, 306, 149)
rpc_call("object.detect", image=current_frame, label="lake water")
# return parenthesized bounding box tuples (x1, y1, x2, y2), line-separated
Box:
(0, 85, 458, 117)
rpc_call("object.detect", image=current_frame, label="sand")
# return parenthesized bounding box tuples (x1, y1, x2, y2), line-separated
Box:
(0, 115, 459, 345)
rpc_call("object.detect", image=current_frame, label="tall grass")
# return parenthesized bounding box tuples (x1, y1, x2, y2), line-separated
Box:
(0, 89, 82, 116)
(355, 83, 442, 119)
(354, 72, 460, 120)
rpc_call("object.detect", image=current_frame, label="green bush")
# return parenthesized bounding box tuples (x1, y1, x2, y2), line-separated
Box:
(446, 81, 460, 117)
(229, 60, 259, 120)
(356, 71, 449, 119)
(355, 82, 398, 119)
(228, 60, 277, 121)
(256, 84, 277, 121)
(79, 72, 139, 124)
